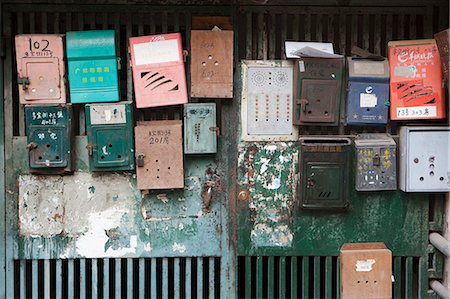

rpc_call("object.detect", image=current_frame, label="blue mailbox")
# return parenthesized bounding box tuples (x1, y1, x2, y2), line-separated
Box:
(346, 58, 390, 125)
(66, 30, 119, 103)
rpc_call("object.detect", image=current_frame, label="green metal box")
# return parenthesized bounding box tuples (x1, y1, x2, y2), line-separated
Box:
(25, 104, 73, 174)
(66, 30, 119, 103)
(299, 137, 352, 209)
(86, 102, 134, 171)
(183, 103, 217, 154)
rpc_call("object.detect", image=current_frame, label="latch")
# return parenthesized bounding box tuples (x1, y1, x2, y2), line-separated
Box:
(117, 57, 121, 70)
(373, 154, 381, 167)
(18, 77, 30, 90)
(136, 153, 145, 167)
(26, 142, 37, 151)
(202, 180, 215, 212)
(209, 126, 220, 136)
(87, 144, 93, 156)
(183, 50, 189, 63)
(296, 99, 309, 112)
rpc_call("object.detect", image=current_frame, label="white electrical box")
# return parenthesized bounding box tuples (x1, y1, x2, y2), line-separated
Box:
(240, 60, 298, 141)
(399, 126, 450, 192)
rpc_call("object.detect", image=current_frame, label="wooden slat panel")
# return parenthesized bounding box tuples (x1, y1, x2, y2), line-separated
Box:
(257, 13, 265, 60)
(31, 260, 38, 299)
(127, 258, 133, 299)
(281, 13, 287, 59)
(92, 259, 98, 299)
(43, 259, 50, 299)
(19, 260, 26, 299)
(174, 258, 180, 299)
(208, 257, 215, 299)
(80, 259, 86, 299)
(103, 258, 110, 299)
(374, 14, 381, 54)
(68, 260, 74, 299)
(197, 258, 203, 299)
(151, 259, 157, 298)
(185, 258, 192, 298)
(268, 13, 276, 60)
(162, 258, 168, 299)
(139, 258, 145, 299)
(56, 260, 62, 299)
(115, 258, 121, 299)
(246, 12, 252, 59)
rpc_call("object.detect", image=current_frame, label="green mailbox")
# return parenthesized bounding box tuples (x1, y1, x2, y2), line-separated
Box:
(86, 102, 134, 171)
(299, 137, 352, 209)
(66, 30, 119, 103)
(184, 103, 217, 154)
(25, 104, 73, 174)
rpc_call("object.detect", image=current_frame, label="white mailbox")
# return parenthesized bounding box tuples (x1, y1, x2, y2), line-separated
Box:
(399, 126, 450, 192)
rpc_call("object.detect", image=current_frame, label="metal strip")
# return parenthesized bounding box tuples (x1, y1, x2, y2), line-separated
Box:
(162, 258, 168, 299)
(92, 259, 98, 299)
(197, 258, 203, 299)
(268, 256, 274, 298)
(115, 258, 121, 299)
(103, 258, 110, 299)
(186, 258, 192, 299)
(44, 259, 50, 299)
(209, 257, 214, 299)
(279, 256, 286, 299)
(174, 258, 180, 299)
(291, 257, 298, 299)
(151, 258, 156, 298)
(405, 257, 413, 297)
(314, 257, 320, 299)
(394, 257, 402, 298)
(325, 256, 332, 298)
(56, 260, 62, 299)
(256, 256, 263, 299)
(68, 260, 74, 299)
(139, 258, 145, 299)
(80, 259, 86, 299)
(127, 258, 133, 299)
(31, 260, 38, 299)
(244, 257, 251, 299)
(20, 260, 25, 299)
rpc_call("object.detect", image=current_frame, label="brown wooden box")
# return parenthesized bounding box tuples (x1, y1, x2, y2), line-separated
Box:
(340, 242, 392, 299)
(134, 120, 184, 190)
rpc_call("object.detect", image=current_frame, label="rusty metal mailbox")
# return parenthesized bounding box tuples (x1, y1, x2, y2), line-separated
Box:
(184, 103, 217, 154)
(294, 57, 345, 126)
(129, 33, 188, 108)
(355, 134, 397, 191)
(190, 30, 233, 98)
(86, 102, 134, 171)
(15, 34, 66, 104)
(299, 137, 351, 209)
(25, 104, 73, 174)
(134, 120, 184, 190)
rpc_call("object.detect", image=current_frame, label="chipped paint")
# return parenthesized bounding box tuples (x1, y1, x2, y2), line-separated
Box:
(172, 242, 187, 253)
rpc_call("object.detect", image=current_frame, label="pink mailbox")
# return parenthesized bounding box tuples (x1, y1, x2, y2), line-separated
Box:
(129, 33, 188, 108)
(15, 34, 66, 104)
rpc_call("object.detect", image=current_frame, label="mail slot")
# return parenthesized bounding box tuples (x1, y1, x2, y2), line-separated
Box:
(134, 120, 184, 190)
(190, 30, 233, 98)
(15, 34, 66, 104)
(184, 103, 217, 154)
(129, 33, 188, 108)
(66, 30, 119, 103)
(294, 57, 344, 126)
(355, 134, 397, 191)
(25, 104, 73, 174)
(86, 102, 134, 171)
(299, 137, 351, 209)
(346, 58, 390, 125)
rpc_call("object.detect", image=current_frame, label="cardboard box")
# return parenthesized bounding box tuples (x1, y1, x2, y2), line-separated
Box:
(388, 39, 445, 120)
(340, 242, 392, 299)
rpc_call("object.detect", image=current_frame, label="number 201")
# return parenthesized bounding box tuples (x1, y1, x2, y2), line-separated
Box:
(28, 38, 50, 51)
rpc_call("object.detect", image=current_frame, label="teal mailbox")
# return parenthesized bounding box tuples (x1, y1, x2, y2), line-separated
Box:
(184, 103, 217, 154)
(66, 30, 119, 103)
(86, 102, 134, 171)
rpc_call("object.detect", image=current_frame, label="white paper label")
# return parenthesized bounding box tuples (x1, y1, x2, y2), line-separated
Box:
(298, 61, 305, 72)
(354, 61, 385, 75)
(90, 105, 127, 125)
(394, 65, 416, 77)
(355, 259, 376, 272)
(396, 106, 437, 118)
(360, 93, 378, 108)
(133, 39, 179, 66)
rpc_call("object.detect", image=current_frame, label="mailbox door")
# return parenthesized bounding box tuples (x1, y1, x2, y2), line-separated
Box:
(134, 120, 184, 190)
(22, 58, 61, 100)
(347, 82, 389, 125)
(298, 79, 338, 123)
(190, 30, 233, 98)
(91, 126, 132, 169)
(184, 103, 217, 154)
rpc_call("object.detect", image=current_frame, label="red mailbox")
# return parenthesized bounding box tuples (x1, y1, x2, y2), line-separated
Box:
(15, 34, 66, 104)
(129, 33, 188, 108)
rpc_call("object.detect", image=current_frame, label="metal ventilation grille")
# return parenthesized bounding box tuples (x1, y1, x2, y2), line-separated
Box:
(13, 257, 221, 299)
(237, 256, 423, 299)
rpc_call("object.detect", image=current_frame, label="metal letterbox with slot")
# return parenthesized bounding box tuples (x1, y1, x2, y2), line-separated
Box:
(15, 34, 66, 104)
(355, 134, 397, 191)
(66, 30, 119, 103)
(299, 137, 351, 209)
(346, 58, 390, 125)
(129, 33, 188, 108)
(340, 242, 392, 299)
(184, 103, 217, 154)
(25, 105, 73, 173)
(190, 30, 233, 98)
(399, 126, 450, 192)
(134, 120, 184, 190)
(294, 57, 345, 126)
(86, 102, 134, 171)
(241, 60, 297, 141)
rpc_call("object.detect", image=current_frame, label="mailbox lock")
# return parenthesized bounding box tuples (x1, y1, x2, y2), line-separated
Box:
(17, 77, 30, 90)
(87, 144, 93, 156)
(137, 153, 145, 167)
(26, 142, 38, 151)
(373, 154, 381, 167)
(238, 190, 250, 201)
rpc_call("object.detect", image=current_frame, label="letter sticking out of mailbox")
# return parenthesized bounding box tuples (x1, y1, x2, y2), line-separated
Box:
(129, 33, 188, 108)
(346, 58, 390, 125)
(134, 120, 184, 190)
(86, 102, 134, 172)
(25, 104, 73, 174)
(15, 34, 66, 104)
(190, 30, 233, 98)
(66, 30, 119, 103)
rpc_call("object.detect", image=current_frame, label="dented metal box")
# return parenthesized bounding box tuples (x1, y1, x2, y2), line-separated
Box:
(184, 103, 217, 154)
(340, 242, 392, 299)
(134, 120, 184, 190)
(241, 60, 297, 141)
(294, 57, 345, 126)
(299, 137, 352, 209)
(25, 105, 73, 173)
(86, 102, 134, 171)
(66, 30, 119, 103)
(346, 58, 390, 125)
(399, 126, 450, 192)
(355, 134, 397, 191)
(129, 33, 188, 108)
(15, 34, 66, 104)
(190, 30, 233, 98)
